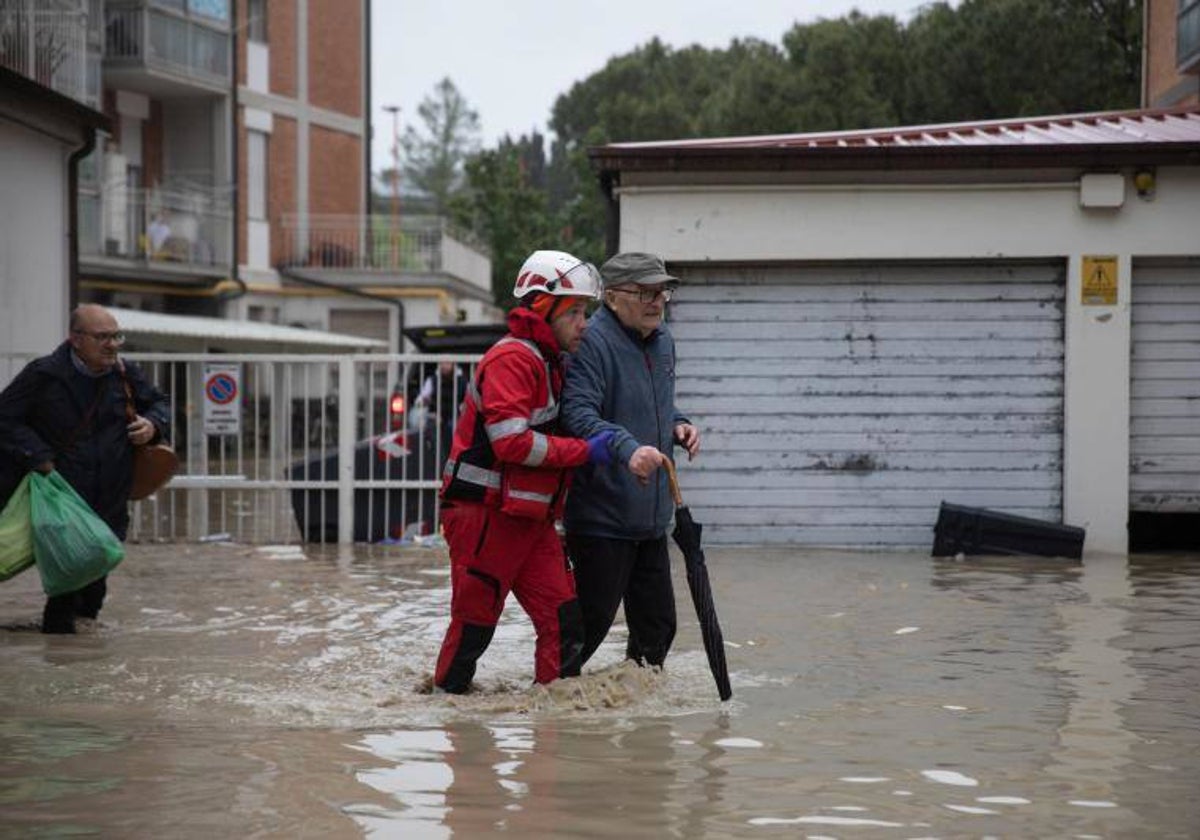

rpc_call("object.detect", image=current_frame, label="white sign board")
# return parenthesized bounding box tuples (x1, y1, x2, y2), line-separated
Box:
(202, 363, 241, 436)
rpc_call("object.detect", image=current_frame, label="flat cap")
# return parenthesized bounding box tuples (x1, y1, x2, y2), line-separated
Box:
(599, 252, 680, 287)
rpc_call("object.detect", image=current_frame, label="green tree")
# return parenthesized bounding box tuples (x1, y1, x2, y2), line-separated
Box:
(783, 12, 907, 130)
(904, 0, 1140, 122)
(401, 78, 482, 214)
(452, 134, 559, 304)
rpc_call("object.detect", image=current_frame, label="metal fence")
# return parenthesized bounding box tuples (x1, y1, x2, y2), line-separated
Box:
(0, 4, 88, 103)
(78, 183, 233, 268)
(278, 214, 492, 289)
(1, 352, 480, 545)
(104, 2, 230, 86)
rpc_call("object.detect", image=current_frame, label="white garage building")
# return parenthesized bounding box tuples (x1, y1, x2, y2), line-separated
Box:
(590, 106, 1200, 555)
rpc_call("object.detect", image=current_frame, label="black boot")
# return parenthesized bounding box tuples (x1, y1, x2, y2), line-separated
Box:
(42, 594, 76, 634)
(75, 576, 107, 620)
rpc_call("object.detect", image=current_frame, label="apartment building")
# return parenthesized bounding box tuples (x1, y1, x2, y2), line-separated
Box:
(228, 0, 497, 351)
(6, 0, 494, 353)
(1144, 0, 1200, 107)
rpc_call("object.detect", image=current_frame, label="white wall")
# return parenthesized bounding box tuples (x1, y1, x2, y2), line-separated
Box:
(0, 119, 71, 357)
(617, 168, 1200, 555)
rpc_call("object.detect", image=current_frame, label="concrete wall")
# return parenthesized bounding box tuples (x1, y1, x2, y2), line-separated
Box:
(616, 168, 1200, 554)
(0, 119, 70, 356)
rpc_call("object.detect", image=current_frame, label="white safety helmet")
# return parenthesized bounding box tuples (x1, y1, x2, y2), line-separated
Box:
(513, 250, 602, 301)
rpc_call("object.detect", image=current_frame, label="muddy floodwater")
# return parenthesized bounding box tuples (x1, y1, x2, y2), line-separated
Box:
(1, 541, 1198, 838)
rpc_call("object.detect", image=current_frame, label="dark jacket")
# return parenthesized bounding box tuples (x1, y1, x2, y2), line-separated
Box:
(561, 305, 689, 540)
(0, 343, 170, 538)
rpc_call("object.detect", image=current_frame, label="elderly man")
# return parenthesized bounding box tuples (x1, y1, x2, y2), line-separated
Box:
(0, 304, 170, 633)
(561, 252, 700, 669)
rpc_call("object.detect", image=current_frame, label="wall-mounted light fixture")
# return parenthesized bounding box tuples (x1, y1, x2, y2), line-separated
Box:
(1133, 167, 1156, 200)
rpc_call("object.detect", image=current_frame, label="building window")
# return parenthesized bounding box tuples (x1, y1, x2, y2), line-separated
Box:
(247, 0, 267, 43)
(188, 0, 230, 24)
(247, 129, 268, 221)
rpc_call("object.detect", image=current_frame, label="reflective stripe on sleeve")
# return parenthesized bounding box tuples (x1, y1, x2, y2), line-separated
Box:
(529, 403, 559, 426)
(523, 432, 548, 466)
(486, 417, 529, 441)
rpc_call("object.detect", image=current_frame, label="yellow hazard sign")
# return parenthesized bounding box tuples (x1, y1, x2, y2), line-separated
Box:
(1081, 256, 1118, 306)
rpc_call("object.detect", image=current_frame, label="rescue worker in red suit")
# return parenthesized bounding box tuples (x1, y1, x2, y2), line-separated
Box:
(434, 250, 615, 694)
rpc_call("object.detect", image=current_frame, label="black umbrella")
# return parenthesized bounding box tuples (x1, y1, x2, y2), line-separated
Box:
(665, 460, 732, 701)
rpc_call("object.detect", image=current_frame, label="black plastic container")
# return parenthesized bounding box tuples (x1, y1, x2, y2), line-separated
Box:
(932, 501, 1085, 560)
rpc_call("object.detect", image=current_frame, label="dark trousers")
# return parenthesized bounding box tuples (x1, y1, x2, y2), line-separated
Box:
(565, 533, 676, 667)
(41, 576, 107, 634)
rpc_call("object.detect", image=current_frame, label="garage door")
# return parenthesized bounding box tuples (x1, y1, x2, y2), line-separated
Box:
(1130, 261, 1200, 513)
(668, 262, 1066, 547)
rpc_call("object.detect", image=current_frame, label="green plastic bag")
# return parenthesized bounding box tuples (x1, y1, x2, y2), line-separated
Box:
(29, 471, 125, 597)
(0, 474, 34, 581)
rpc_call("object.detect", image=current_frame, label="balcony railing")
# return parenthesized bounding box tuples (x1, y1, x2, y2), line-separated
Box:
(0, 5, 88, 104)
(280, 215, 492, 291)
(1180, 0, 1200, 72)
(104, 2, 230, 88)
(79, 183, 232, 270)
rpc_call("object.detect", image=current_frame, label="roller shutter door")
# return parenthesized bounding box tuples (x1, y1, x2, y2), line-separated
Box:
(668, 262, 1066, 547)
(1130, 262, 1200, 513)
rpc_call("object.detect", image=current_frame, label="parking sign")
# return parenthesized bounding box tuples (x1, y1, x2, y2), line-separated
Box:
(203, 363, 241, 435)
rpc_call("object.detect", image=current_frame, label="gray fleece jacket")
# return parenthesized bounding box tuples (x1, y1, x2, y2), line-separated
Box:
(561, 304, 689, 540)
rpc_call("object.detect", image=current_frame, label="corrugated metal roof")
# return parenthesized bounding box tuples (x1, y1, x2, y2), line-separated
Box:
(591, 106, 1200, 173)
(112, 308, 387, 350)
(605, 106, 1200, 151)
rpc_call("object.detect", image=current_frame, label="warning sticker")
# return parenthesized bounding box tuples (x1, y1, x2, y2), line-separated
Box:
(1081, 255, 1118, 306)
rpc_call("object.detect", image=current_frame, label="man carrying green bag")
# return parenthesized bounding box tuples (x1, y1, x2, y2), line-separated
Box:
(0, 304, 169, 633)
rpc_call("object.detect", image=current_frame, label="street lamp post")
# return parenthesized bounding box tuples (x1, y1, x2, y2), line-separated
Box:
(382, 104, 401, 267)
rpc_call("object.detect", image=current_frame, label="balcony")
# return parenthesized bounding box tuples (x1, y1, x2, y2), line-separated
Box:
(79, 183, 232, 281)
(103, 1, 230, 97)
(0, 4, 89, 105)
(279, 215, 492, 293)
(1181, 0, 1200, 73)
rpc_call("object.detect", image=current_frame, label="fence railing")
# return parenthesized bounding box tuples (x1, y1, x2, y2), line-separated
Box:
(0, 5, 88, 103)
(79, 183, 233, 268)
(104, 2, 230, 87)
(0, 352, 480, 545)
(279, 214, 492, 291)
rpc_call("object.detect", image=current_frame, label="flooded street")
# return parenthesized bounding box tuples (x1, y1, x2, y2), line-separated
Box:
(1, 542, 1198, 838)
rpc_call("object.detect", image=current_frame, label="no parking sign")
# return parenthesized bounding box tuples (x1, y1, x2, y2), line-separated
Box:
(203, 363, 241, 435)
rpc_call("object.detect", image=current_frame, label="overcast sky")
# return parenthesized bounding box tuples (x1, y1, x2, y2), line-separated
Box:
(369, 0, 930, 171)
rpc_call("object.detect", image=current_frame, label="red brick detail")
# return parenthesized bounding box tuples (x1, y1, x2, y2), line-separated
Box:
(310, 124, 362, 215)
(308, 0, 362, 117)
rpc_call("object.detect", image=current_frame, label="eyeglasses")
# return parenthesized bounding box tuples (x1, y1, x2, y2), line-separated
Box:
(73, 329, 126, 345)
(609, 286, 674, 304)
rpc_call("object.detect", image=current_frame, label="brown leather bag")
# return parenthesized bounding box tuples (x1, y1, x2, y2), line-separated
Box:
(118, 362, 179, 501)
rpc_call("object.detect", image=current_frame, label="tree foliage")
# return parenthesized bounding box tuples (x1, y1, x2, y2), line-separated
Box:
(449, 133, 559, 304)
(401, 78, 482, 214)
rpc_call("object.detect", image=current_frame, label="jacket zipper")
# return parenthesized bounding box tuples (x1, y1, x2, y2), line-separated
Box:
(645, 345, 661, 533)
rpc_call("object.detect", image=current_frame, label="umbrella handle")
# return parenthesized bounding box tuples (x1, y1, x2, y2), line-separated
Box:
(664, 458, 683, 507)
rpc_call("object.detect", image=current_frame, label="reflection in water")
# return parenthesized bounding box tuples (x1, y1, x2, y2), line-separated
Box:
(0, 544, 1197, 836)
(1045, 555, 1141, 817)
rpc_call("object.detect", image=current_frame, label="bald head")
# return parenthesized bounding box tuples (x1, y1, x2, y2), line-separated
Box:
(70, 303, 112, 333)
(68, 304, 122, 373)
